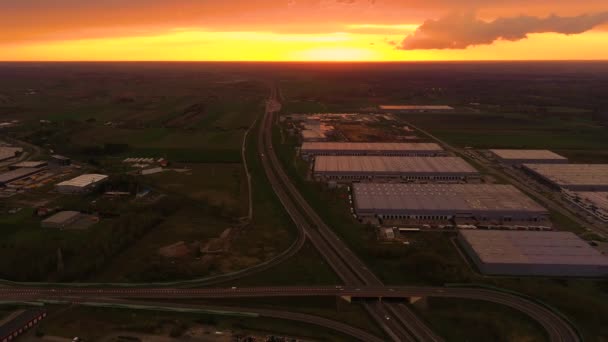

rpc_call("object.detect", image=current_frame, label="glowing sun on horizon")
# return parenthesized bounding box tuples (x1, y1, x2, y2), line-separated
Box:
(293, 47, 378, 61)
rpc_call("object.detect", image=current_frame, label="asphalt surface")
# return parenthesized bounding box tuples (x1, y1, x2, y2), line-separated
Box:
(0, 286, 579, 342)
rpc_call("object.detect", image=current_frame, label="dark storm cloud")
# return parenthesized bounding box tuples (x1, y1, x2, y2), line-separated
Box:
(399, 12, 608, 50)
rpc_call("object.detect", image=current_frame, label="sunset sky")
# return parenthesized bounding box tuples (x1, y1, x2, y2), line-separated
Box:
(1, 0, 608, 61)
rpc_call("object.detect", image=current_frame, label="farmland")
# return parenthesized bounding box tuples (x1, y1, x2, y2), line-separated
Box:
(0, 63, 297, 283)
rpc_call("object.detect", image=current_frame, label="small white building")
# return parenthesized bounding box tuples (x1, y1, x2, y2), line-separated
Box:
(56, 174, 108, 193)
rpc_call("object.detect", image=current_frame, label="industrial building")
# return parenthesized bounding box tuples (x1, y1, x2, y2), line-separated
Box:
(458, 230, 608, 277)
(56, 174, 108, 193)
(563, 191, 608, 222)
(0, 147, 23, 162)
(353, 183, 550, 227)
(9, 161, 48, 169)
(489, 149, 568, 165)
(0, 310, 47, 342)
(301, 142, 445, 158)
(523, 164, 608, 191)
(0, 168, 44, 186)
(314, 156, 479, 182)
(50, 154, 71, 166)
(379, 105, 454, 113)
(41, 211, 81, 229)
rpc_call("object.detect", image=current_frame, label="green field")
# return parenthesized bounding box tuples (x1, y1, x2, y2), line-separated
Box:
(232, 242, 340, 287)
(146, 164, 247, 214)
(34, 305, 356, 341)
(0, 66, 301, 284)
(187, 296, 385, 339)
(398, 112, 608, 161)
(412, 298, 548, 342)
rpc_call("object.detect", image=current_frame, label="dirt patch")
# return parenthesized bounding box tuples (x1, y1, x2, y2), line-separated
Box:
(200, 228, 232, 254)
(158, 241, 196, 258)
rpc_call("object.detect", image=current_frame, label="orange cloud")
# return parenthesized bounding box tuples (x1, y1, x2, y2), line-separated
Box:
(400, 12, 608, 49)
(2, 0, 608, 60)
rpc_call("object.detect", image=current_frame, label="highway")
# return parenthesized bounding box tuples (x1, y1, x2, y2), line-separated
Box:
(0, 86, 581, 342)
(0, 285, 579, 342)
(48, 298, 386, 342)
(255, 85, 579, 342)
(258, 86, 439, 341)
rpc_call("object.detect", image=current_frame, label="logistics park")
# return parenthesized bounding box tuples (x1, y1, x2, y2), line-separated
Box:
(1, 63, 608, 341)
(288, 125, 608, 278)
(273, 65, 608, 341)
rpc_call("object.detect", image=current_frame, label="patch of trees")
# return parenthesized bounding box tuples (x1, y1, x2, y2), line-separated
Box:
(0, 197, 185, 282)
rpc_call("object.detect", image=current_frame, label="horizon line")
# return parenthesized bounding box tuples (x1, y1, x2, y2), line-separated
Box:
(1, 59, 608, 63)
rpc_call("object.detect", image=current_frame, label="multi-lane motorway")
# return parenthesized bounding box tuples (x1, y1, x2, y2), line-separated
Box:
(258, 86, 442, 341)
(0, 86, 581, 342)
(253, 86, 579, 342)
(0, 285, 579, 342)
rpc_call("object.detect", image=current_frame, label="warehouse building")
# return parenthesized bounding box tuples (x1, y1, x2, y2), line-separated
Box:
(314, 156, 479, 182)
(301, 142, 446, 158)
(41, 211, 81, 229)
(353, 183, 550, 227)
(0, 168, 44, 187)
(50, 154, 71, 166)
(9, 161, 48, 170)
(0, 309, 47, 342)
(458, 230, 608, 277)
(489, 149, 568, 165)
(522, 164, 608, 191)
(56, 174, 108, 193)
(380, 105, 454, 113)
(0, 147, 23, 162)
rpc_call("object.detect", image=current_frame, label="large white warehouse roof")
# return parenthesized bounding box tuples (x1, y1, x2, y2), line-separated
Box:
(523, 164, 608, 189)
(315, 156, 477, 174)
(490, 149, 567, 161)
(459, 230, 608, 274)
(353, 183, 546, 214)
(302, 142, 443, 152)
(57, 174, 108, 188)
